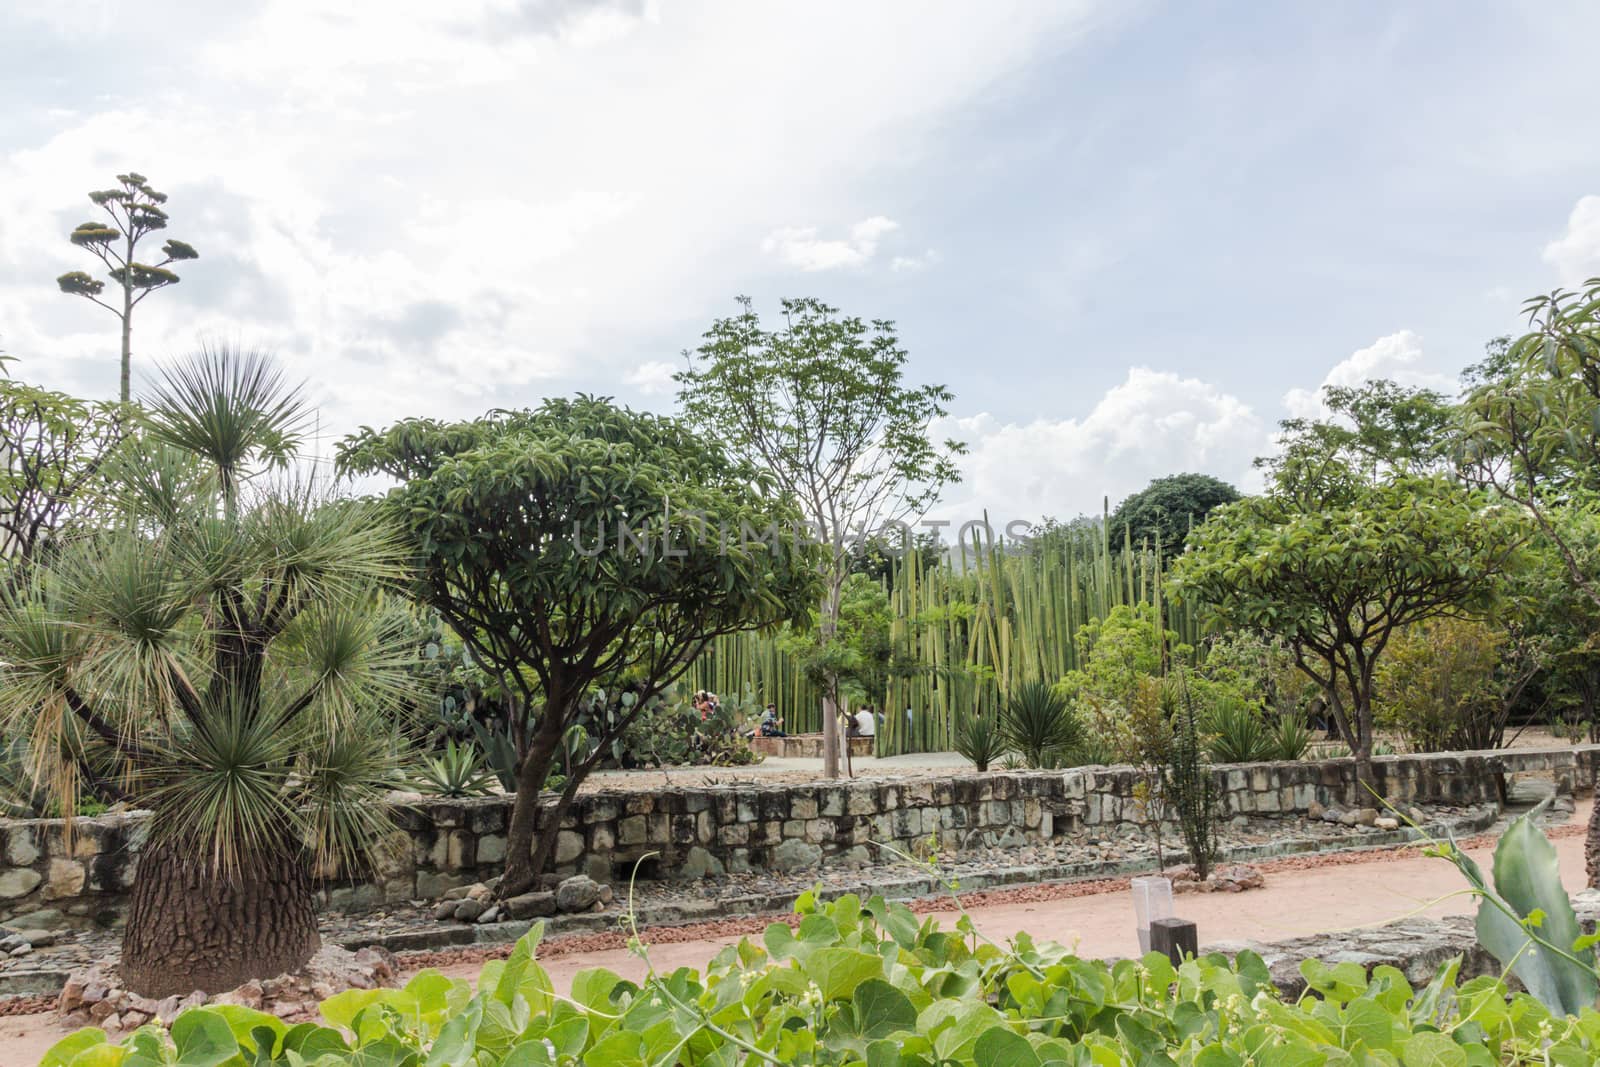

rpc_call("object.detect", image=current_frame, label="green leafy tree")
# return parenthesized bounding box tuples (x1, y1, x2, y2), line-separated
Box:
(0, 375, 129, 570)
(1375, 618, 1506, 752)
(0, 347, 410, 996)
(338, 396, 821, 894)
(1108, 473, 1239, 551)
(56, 172, 200, 402)
(1171, 464, 1526, 784)
(677, 296, 964, 778)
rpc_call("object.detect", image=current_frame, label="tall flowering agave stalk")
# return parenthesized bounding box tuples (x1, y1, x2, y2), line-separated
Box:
(0, 347, 414, 997)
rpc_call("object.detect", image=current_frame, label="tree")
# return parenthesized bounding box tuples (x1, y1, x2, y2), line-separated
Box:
(56, 172, 199, 402)
(0, 376, 128, 569)
(1171, 463, 1526, 785)
(0, 347, 409, 996)
(1375, 618, 1507, 752)
(677, 297, 964, 778)
(1107, 473, 1239, 551)
(338, 396, 820, 894)
(1264, 379, 1458, 483)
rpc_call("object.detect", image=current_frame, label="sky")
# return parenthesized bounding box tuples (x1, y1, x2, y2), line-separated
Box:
(5, 1, 1600, 528)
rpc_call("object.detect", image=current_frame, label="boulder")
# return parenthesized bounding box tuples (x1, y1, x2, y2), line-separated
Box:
(503, 891, 559, 920)
(453, 898, 487, 922)
(770, 838, 823, 873)
(556, 875, 603, 913)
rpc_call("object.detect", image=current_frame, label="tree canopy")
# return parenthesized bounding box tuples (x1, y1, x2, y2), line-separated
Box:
(676, 296, 964, 776)
(339, 394, 822, 892)
(1107, 473, 1240, 551)
(1171, 464, 1526, 779)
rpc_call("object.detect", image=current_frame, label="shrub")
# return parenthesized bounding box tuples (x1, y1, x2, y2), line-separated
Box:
(1165, 681, 1221, 879)
(1204, 697, 1273, 763)
(998, 680, 1084, 769)
(954, 705, 1007, 771)
(1266, 712, 1313, 761)
(1376, 618, 1505, 752)
(49, 892, 1600, 1065)
(411, 739, 497, 798)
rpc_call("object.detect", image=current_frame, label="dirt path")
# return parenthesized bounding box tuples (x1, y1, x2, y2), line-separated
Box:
(3, 805, 1589, 1064)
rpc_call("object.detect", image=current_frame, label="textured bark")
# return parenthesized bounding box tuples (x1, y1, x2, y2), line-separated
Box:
(120, 840, 319, 997)
(1587, 797, 1600, 891)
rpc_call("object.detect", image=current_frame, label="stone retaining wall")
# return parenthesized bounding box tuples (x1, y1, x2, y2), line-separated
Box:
(748, 735, 875, 759)
(2, 745, 1593, 928)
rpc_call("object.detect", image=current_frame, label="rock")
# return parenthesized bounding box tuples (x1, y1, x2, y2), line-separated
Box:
(1554, 796, 1578, 814)
(1229, 815, 1249, 829)
(122, 1010, 149, 1028)
(17, 928, 61, 947)
(44, 858, 86, 899)
(59, 978, 86, 1013)
(1307, 800, 1325, 820)
(556, 875, 603, 913)
(453, 898, 487, 922)
(465, 883, 493, 903)
(0, 869, 42, 899)
(9, 943, 33, 957)
(155, 995, 181, 1023)
(476, 905, 500, 924)
(431, 900, 457, 920)
(442, 885, 475, 901)
(677, 846, 725, 880)
(88, 999, 114, 1020)
(1374, 817, 1400, 831)
(599, 884, 614, 905)
(503, 891, 559, 920)
(1338, 811, 1359, 826)
(1353, 808, 1379, 827)
(102, 1013, 122, 1031)
(769, 839, 823, 873)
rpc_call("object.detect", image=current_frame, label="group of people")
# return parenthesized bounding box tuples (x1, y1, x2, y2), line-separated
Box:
(845, 705, 881, 738)
(695, 692, 901, 742)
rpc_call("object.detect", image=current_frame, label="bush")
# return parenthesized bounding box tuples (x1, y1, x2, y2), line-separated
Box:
(49, 893, 1600, 1065)
(1204, 697, 1273, 763)
(953, 705, 1007, 771)
(998, 680, 1084, 769)
(1376, 618, 1505, 752)
(1165, 681, 1221, 879)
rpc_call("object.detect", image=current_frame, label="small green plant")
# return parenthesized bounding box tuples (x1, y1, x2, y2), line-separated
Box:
(1266, 712, 1312, 761)
(1205, 697, 1272, 763)
(1165, 680, 1221, 879)
(953, 705, 1007, 771)
(411, 740, 497, 798)
(1427, 801, 1599, 1016)
(998, 679, 1083, 769)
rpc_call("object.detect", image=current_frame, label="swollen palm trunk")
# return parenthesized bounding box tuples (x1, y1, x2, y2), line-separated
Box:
(119, 839, 320, 998)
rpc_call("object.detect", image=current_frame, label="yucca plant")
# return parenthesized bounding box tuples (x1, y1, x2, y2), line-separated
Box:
(0, 346, 413, 997)
(1205, 698, 1273, 764)
(999, 679, 1084, 769)
(412, 740, 497, 798)
(1266, 712, 1312, 762)
(953, 706, 1008, 772)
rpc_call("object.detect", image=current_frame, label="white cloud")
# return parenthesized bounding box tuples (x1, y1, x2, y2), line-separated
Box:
(761, 216, 900, 272)
(891, 249, 942, 273)
(932, 367, 1266, 525)
(623, 359, 678, 395)
(1281, 330, 1454, 421)
(1544, 194, 1600, 285)
(0, 1, 1104, 429)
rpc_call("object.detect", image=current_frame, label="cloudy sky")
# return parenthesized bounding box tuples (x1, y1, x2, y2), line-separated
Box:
(5, 1, 1600, 524)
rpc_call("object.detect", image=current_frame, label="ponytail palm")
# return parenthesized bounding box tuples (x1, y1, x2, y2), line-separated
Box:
(0, 347, 412, 996)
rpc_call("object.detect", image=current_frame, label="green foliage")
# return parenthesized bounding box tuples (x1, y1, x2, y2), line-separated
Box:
(998, 680, 1083, 769)
(780, 573, 918, 710)
(678, 296, 965, 774)
(1265, 712, 1312, 761)
(1375, 618, 1505, 753)
(0, 347, 412, 879)
(1204, 697, 1274, 764)
(1107, 472, 1239, 551)
(1172, 465, 1526, 773)
(55, 172, 201, 402)
(1165, 681, 1221, 879)
(1267, 379, 1458, 481)
(0, 376, 129, 569)
(953, 706, 1007, 772)
(1431, 804, 1600, 1017)
(411, 740, 497, 798)
(338, 395, 821, 882)
(50, 892, 1600, 1065)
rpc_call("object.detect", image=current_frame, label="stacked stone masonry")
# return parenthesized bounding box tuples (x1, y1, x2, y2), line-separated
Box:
(1, 746, 1593, 926)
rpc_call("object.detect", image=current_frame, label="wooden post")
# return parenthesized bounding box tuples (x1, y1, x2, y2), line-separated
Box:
(1149, 918, 1198, 966)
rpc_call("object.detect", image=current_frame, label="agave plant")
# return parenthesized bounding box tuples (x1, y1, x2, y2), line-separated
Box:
(412, 740, 498, 798)
(1266, 712, 1312, 762)
(1205, 698, 1272, 764)
(0, 346, 414, 997)
(999, 679, 1085, 769)
(954, 705, 1008, 772)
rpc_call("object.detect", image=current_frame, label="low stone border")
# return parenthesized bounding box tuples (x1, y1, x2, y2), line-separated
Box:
(338, 805, 1498, 955)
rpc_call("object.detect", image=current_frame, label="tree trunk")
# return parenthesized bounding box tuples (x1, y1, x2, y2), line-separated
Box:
(120, 839, 318, 998)
(499, 711, 566, 898)
(119, 243, 133, 404)
(819, 574, 844, 779)
(1587, 795, 1600, 890)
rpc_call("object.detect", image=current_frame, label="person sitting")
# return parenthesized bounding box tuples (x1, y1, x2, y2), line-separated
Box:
(854, 706, 877, 738)
(759, 703, 787, 738)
